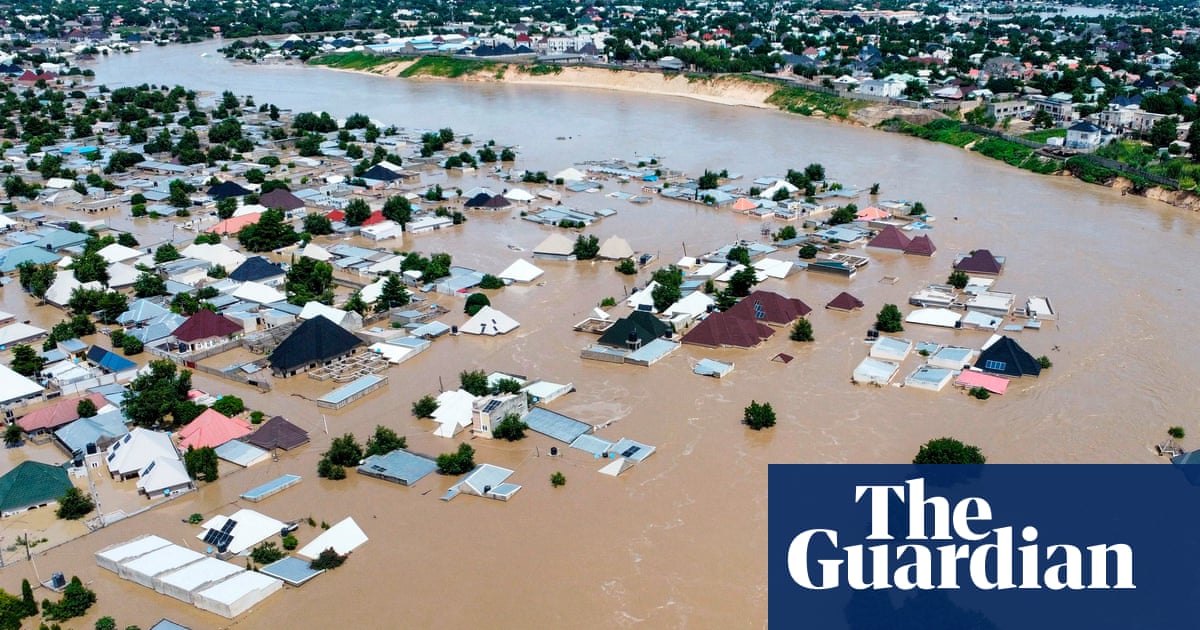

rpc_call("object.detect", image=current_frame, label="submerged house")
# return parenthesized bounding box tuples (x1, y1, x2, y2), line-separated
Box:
(724, 290, 811, 327)
(268, 315, 364, 377)
(0, 461, 73, 518)
(171, 310, 244, 354)
(680, 311, 774, 349)
(954, 249, 1004, 275)
(596, 311, 672, 349)
(975, 336, 1041, 378)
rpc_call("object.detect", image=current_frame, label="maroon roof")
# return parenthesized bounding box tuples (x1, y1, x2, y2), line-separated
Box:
(724, 290, 811, 326)
(259, 189, 305, 211)
(482, 194, 511, 208)
(826, 291, 865, 311)
(904, 234, 937, 256)
(954, 249, 1003, 274)
(866, 225, 911, 251)
(172, 309, 243, 342)
(681, 311, 775, 348)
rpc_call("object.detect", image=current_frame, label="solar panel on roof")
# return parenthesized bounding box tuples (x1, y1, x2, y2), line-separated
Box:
(622, 445, 641, 458)
(221, 520, 237, 533)
(482, 400, 502, 413)
(203, 529, 220, 544)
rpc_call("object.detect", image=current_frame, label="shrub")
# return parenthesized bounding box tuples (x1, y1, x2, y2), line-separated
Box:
(249, 411, 265, 424)
(798, 244, 818, 259)
(211, 395, 245, 417)
(1037, 355, 1053, 369)
(1169, 426, 1186, 440)
(743, 400, 776, 430)
(436, 443, 476, 475)
(464, 292, 490, 316)
(789, 318, 813, 342)
(913, 437, 986, 464)
(41, 577, 95, 622)
(55, 487, 94, 520)
(615, 258, 637, 275)
(875, 304, 904, 333)
(969, 387, 991, 400)
(947, 270, 969, 290)
(309, 548, 347, 570)
(122, 337, 144, 355)
(550, 472, 566, 487)
(478, 274, 504, 290)
(491, 414, 528, 441)
(250, 541, 284, 565)
(188, 513, 203, 524)
(599, 297, 617, 308)
(282, 535, 298, 551)
(412, 395, 439, 418)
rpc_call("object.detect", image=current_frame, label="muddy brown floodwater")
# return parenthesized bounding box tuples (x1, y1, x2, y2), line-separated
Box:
(0, 40, 1196, 630)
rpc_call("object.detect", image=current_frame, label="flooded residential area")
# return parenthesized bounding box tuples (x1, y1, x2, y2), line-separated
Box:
(0, 37, 1198, 630)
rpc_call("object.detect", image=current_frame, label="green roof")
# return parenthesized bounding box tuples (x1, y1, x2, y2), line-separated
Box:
(0, 461, 72, 514)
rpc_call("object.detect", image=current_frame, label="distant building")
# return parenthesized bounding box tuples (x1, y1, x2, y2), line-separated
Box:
(1028, 94, 1077, 124)
(986, 97, 1029, 121)
(1065, 121, 1102, 151)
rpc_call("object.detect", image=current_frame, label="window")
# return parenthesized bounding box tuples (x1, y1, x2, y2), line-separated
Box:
(984, 360, 1006, 371)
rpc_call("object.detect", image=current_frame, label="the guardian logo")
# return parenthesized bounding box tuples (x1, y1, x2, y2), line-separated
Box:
(787, 478, 1135, 591)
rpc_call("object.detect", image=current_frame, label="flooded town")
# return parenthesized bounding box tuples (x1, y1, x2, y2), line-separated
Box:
(0, 2, 1199, 629)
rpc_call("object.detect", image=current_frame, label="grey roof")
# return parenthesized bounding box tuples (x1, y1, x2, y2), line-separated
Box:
(117, 299, 170, 325)
(609, 438, 656, 462)
(54, 409, 129, 456)
(523, 406, 591, 444)
(358, 449, 438, 486)
(570, 434, 613, 457)
(259, 556, 324, 587)
(214, 440, 269, 467)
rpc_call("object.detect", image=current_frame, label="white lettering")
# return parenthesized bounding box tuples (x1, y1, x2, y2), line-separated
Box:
(1044, 545, 1085, 590)
(1086, 544, 1135, 589)
(787, 529, 841, 589)
(856, 484, 905, 540)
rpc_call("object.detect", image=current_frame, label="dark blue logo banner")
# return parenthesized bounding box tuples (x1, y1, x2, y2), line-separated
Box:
(768, 465, 1200, 629)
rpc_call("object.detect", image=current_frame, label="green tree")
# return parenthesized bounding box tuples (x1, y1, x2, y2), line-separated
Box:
(17, 262, 56, 303)
(790, 318, 814, 342)
(875, 304, 904, 333)
(478, 274, 505, 290)
(343, 198, 371, 227)
(1148, 116, 1179, 149)
(947, 270, 969, 290)
(491, 378, 523, 395)
(55, 487, 95, 520)
(1187, 122, 1200, 161)
(167, 179, 195, 208)
(70, 250, 109, 285)
(572, 234, 600, 260)
(325, 433, 363, 466)
(250, 541, 284, 565)
(211, 396, 245, 417)
(76, 399, 98, 418)
(798, 244, 818, 259)
(98, 291, 128, 324)
(492, 414, 528, 441)
(774, 225, 798, 241)
(698, 169, 720, 190)
(4, 423, 24, 448)
(183, 446, 219, 481)
(459, 370, 490, 396)
(412, 395, 439, 418)
(1031, 109, 1054, 130)
(238, 208, 299, 252)
(9, 345, 46, 376)
(365, 425, 407, 457)
(122, 337, 144, 356)
(1169, 426, 1186, 440)
(21, 579, 36, 618)
(744, 400, 777, 430)
(154, 243, 182, 264)
(727, 246, 752, 266)
(436, 443, 476, 475)
(382, 196, 412, 226)
(616, 258, 637, 275)
(216, 196, 238, 220)
(903, 80, 930, 99)
(829, 204, 857, 225)
(121, 360, 192, 427)
(376, 274, 410, 310)
(913, 437, 986, 464)
(728, 267, 759, 297)
(464, 292, 491, 316)
(550, 472, 566, 487)
(285, 256, 334, 306)
(41, 577, 95, 622)
(309, 548, 347, 570)
(343, 291, 367, 316)
(303, 213, 333, 235)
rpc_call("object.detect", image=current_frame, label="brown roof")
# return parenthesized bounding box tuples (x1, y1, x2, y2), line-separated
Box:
(245, 416, 311, 451)
(259, 189, 305, 211)
(172, 309, 243, 342)
(954, 249, 1003, 274)
(904, 235, 937, 256)
(826, 291, 865, 311)
(17, 393, 108, 433)
(681, 311, 775, 348)
(866, 225, 911, 251)
(724, 290, 811, 326)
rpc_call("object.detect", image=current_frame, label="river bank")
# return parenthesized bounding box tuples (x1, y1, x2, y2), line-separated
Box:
(309, 53, 1200, 211)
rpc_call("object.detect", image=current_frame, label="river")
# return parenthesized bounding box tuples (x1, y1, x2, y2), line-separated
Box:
(2, 40, 1197, 629)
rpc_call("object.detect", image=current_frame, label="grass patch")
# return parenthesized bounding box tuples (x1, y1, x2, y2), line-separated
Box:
(882, 118, 982, 147)
(519, 63, 563, 76)
(310, 52, 393, 71)
(1021, 128, 1067, 144)
(972, 138, 1061, 174)
(767, 86, 867, 119)
(398, 56, 497, 78)
(1065, 156, 1120, 184)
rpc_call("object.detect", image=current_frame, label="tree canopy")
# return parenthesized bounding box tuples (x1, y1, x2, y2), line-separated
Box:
(913, 438, 986, 464)
(121, 360, 193, 428)
(238, 208, 299, 252)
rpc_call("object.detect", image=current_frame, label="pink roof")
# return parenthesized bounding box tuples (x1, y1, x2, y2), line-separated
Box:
(855, 206, 890, 222)
(955, 370, 1009, 395)
(17, 393, 108, 433)
(177, 408, 252, 450)
(205, 212, 262, 235)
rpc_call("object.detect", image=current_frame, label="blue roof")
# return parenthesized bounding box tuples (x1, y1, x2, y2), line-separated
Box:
(54, 409, 129, 455)
(523, 406, 591, 444)
(358, 449, 438, 486)
(88, 383, 127, 407)
(0, 245, 61, 273)
(570, 434, 613, 457)
(117, 299, 170, 325)
(260, 556, 324, 586)
(86, 345, 137, 373)
(31, 229, 89, 251)
(241, 474, 302, 501)
(318, 374, 386, 405)
(609, 438, 656, 462)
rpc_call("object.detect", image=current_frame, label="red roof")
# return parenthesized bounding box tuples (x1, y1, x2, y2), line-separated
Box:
(681, 311, 774, 348)
(17, 393, 108, 433)
(867, 225, 911, 251)
(724, 290, 811, 326)
(826, 291, 865, 311)
(904, 235, 937, 256)
(327, 210, 384, 226)
(172, 309, 243, 342)
(177, 408, 252, 450)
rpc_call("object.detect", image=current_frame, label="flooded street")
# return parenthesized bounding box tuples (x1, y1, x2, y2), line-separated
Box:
(0, 41, 1196, 629)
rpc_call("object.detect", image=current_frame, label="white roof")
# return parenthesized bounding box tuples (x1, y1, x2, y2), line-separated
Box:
(0, 322, 46, 346)
(368, 342, 417, 364)
(497, 258, 544, 283)
(664, 291, 714, 318)
(300, 242, 332, 261)
(360, 277, 387, 303)
(503, 188, 534, 202)
(676, 256, 699, 269)
(106, 428, 179, 477)
(692, 262, 727, 278)
(365, 255, 404, 275)
(461, 306, 519, 336)
(0, 215, 15, 229)
(715, 264, 767, 283)
(97, 242, 143, 263)
(361, 220, 403, 240)
(432, 389, 476, 437)
(853, 357, 900, 385)
(297, 517, 368, 558)
(192, 570, 282, 618)
(119, 544, 204, 585)
(299, 301, 354, 325)
(107, 262, 140, 287)
(154, 556, 244, 599)
(597, 236, 634, 260)
(759, 180, 798, 199)
(905, 308, 962, 328)
(552, 167, 586, 182)
(753, 257, 795, 279)
(233, 204, 266, 218)
(869, 336, 913, 361)
(532, 233, 574, 256)
(45, 270, 102, 307)
(232, 281, 286, 304)
(626, 281, 659, 312)
(197, 509, 286, 555)
(95, 535, 172, 570)
(182, 243, 247, 270)
(137, 456, 190, 495)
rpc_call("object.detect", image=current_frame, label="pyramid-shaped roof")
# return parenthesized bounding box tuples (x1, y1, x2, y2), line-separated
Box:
(867, 225, 911, 251)
(172, 309, 242, 342)
(207, 180, 252, 200)
(259, 188, 305, 211)
(17, 393, 108, 433)
(0, 461, 72, 513)
(725, 290, 811, 326)
(463, 192, 492, 207)
(826, 291, 865, 311)
(178, 408, 252, 450)
(597, 311, 671, 347)
(681, 311, 775, 348)
(269, 315, 364, 373)
(461, 306, 520, 336)
(482, 194, 511, 208)
(229, 256, 285, 283)
(856, 206, 890, 221)
(732, 197, 759, 212)
(597, 236, 634, 260)
(975, 336, 1041, 378)
(533, 233, 575, 256)
(497, 259, 544, 283)
(954, 249, 1003, 274)
(245, 416, 310, 451)
(904, 234, 937, 256)
(361, 164, 400, 181)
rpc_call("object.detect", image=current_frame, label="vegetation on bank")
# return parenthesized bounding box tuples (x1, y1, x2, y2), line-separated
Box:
(310, 52, 394, 71)
(398, 56, 497, 79)
(766, 86, 867, 120)
(882, 119, 1062, 175)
